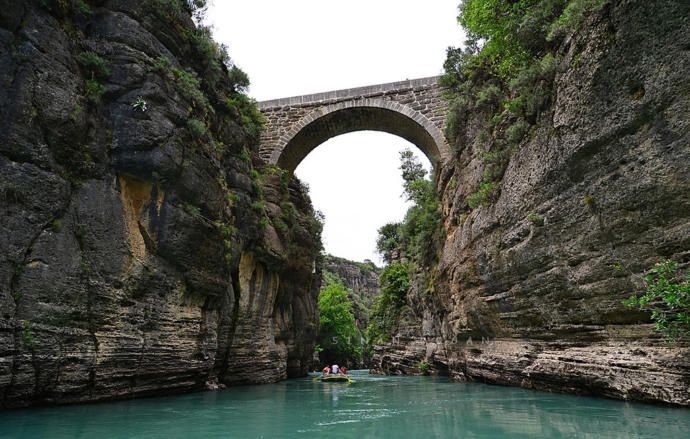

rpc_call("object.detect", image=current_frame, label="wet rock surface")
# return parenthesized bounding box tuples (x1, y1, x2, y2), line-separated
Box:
(371, 0, 690, 406)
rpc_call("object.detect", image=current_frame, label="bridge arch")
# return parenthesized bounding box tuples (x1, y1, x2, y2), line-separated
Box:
(268, 99, 449, 172)
(258, 76, 450, 173)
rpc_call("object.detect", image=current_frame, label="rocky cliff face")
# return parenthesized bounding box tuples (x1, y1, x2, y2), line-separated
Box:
(371, 0, 690, 405)
(321, 255, 380, 367)
(322, 255, 380, 328)
(0, 0, 321, 408)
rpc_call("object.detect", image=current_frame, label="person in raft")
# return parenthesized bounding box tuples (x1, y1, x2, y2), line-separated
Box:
(340, 366, 347, 375)
(331, 364, 339, 374)
(322, 365, 331, 375)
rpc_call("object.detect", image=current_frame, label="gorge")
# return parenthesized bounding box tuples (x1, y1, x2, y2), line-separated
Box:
(1, 0, 689, 411)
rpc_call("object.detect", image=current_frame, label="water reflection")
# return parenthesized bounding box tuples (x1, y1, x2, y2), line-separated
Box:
(1, 371, 688, 438)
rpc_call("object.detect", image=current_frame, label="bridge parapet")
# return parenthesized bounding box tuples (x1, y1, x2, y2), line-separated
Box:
(259, 76, 441, 110)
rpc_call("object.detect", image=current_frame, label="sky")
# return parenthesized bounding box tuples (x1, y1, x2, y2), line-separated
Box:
(207, 1, 465, 264)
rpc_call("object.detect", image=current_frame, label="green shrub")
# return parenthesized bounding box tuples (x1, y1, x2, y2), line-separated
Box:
(476, 84, 502, 110)
(280, 201, 298, 225)
(21, 321, 34, 349)
(527, 212, 545, 227)
(228, 65, 250, 93)
(84, 79, 105, 103)
(507, 54, 558, 122)
(188, 25, 224, 84)
(481, 149, 510, 183)
(219, 225, 233, 238)
(77, 51, 110, 78)
(274, 219, 288, 235)
(505, 119, 531, 144)
(548, 0, 608, 41)
(189, 26, 215, 62)
(186, 119, 206, 138)
(624, 260, 689, 343)
(172, 68, 209, 110)
(52, 219, 62, 232)
(250, 201, 265, 213)
(307, 211, 325, 253)
(444, 96, 469, 141)
(441, 0, 600, 170)
(468, 182, 500, 209)
(223, 93, 265, 139)
(228, 193, 240, 205)
(252, 182, 262, 196)
(417, 361, 431, 375)
(153, 0, 185, 22)
(279, 168, 290, 191)
(458, 0, 535, 79)
(153, 56, 171, 73)
(380, 263, 410, 307)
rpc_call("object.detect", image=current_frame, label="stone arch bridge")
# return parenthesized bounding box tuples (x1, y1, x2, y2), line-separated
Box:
(258, 76, 450, 172)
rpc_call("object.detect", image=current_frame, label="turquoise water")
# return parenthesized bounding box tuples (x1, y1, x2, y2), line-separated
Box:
(1, 370, 689, 438)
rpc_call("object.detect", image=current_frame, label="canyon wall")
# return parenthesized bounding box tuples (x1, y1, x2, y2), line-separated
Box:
(371, 0, 690, 405)
(0, 0, 321, 408)
(322, 254, 380, 329)
(321, 255, 380, 367)
(2, 0, 688, 410)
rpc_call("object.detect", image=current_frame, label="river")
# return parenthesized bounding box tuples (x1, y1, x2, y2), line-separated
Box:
(1, 370, 688, 438)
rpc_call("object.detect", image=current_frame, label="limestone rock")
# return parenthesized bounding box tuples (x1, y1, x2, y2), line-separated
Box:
(371, 0, 690, 406)
(0, 1, 320, 408)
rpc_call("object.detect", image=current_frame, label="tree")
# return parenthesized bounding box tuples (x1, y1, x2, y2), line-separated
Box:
(624, 260, 690, 343)
(318, 282, 362, 363)
(400, 148, 427, 200)
(376, 223, 403, 265)
(375, 149, 443, 266)
(380, 263, 410, 307)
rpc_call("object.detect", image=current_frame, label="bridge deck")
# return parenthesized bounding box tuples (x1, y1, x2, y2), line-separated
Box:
(258, 76, 441, 110)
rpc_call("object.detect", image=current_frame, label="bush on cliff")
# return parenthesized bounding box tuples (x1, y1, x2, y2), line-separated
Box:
(366, 263, 410, 347)
(442, 0, 610, 209)
(370, 150, 442, 351)
(376, 149, 443, 267)
(624, 260, 690, 343)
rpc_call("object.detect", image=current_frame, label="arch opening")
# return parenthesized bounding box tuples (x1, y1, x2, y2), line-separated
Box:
(272, 100, 449, 172)
(294, 131, 431, 264)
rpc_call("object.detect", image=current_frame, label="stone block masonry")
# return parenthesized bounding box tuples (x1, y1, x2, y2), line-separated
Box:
(258, 77, 451, 172)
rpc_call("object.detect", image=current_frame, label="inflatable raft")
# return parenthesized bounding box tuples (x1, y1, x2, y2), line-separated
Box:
(312, 374, 352, 383)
